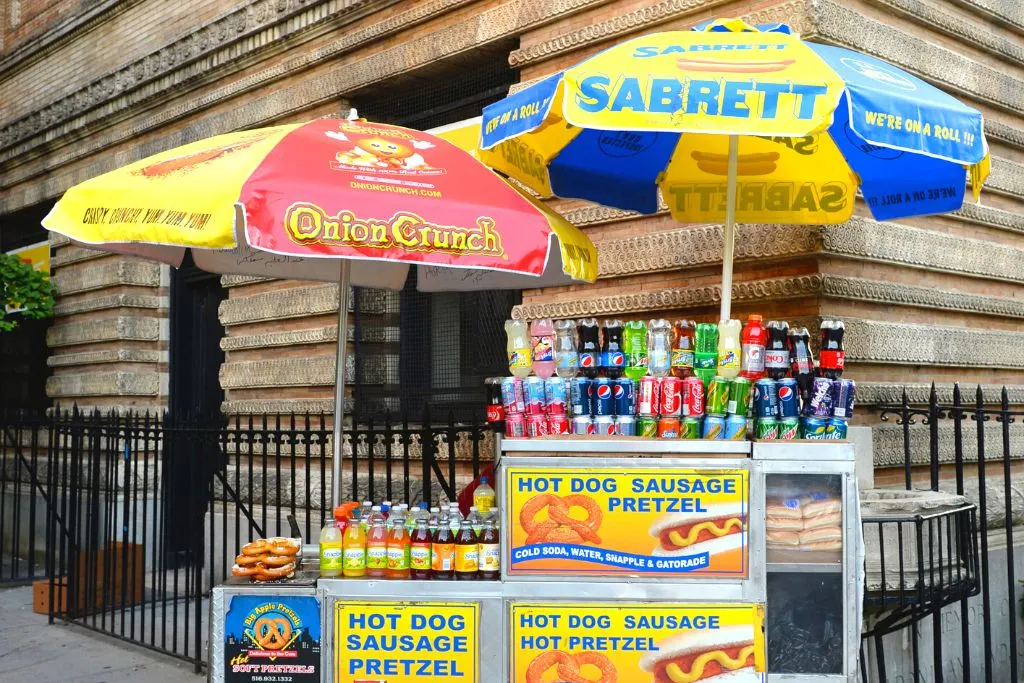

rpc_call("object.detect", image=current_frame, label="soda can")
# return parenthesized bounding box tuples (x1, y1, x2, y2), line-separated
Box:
(727, 377, 752, 416)
(724, 414, 748, 440)
(681, 417, 703, 440)
(682, 377, 705, 418)
(544, 377, 569, 415)
(637, 377, 661, 416)
(776, 378, 800, 418)
(702, 415, 726, 440)
(526, 414, 548, 438)
(660, 377, 683, 417)
(658, 417, 680, 438)
(801, 416, 830, 440)
(615, 415, 636, 436)
(755, 417, 779, 440)
(804, 377, 834, 417)
(523, 377, 547, 416)
(593, 378, 615, 416)
(637, 416, 659, 438)
(505, 413, 526, 438)
(594, 415, 616, 436)
(570, 378, 593, 417)
(613, 378, 637, 416)
(571, 416, 595, 435)
(778, 416, 800, 441)
(753, 379, 779, 419)
(500, 376, 525, 414)
(706, 376, 730, 416)
(547, 414, 570, 435)
(831, 379, 857, 419)
(826, 416, 849, 440)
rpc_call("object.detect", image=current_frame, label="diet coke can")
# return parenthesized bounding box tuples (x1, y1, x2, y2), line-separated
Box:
(660, 377, 683, 417)
(505, 412, 526, 437)
(523, 377, 547, 416)
(544, 377, 569, 415)
(547, 414, 569, 435)
(526, 414, 549, 438)
(594, 415, 616, 436)
(638, 377, 661, 416)
(682, 377, 705, 417)
(571, 416, 595, 435)
(500, 376, 525, 414)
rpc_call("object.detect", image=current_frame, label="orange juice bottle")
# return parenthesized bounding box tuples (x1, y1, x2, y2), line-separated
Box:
(386, 507, 411, 580)
(365, 506, 388, 578)
(342, 507, 367, 578)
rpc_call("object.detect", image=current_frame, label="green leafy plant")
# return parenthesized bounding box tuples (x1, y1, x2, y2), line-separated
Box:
(0, 252, 54, 332)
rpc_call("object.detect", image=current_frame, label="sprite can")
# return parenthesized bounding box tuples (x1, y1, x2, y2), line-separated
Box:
(727, 377, 752, 416)
(755, 417, 779, 440)
(706, 376, 730, 416)
(801, 416, 830, 440)
(778, 416, 800, 441)
(826, 416, 849, 440)
(637, 415, 659, 438)
(681, 417, 702, 440)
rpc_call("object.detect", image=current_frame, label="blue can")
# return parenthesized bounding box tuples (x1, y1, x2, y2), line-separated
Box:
(724, 414, 748, 440)
(831, 379, 856, 419)
(500, 376, 525, 414)
(570, 378, 593, 417)
(776, 378, 800, 418)
(523, 377, 547, 415)
(544, 376, 569, 414)
(801, 416, 830, 440)
(803, 377, 834, 417)
(613, 378, 636, 416)
(702, 414, 726, 440)
(826, 416, 849, 440)
(593, 378, 615, 416)
(615, 415, 636, 436)
(753, 379, 779, 419)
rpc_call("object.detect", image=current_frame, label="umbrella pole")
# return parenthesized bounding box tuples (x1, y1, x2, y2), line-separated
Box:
(331, 260, 352, 510)
(720, 134, 739, 322)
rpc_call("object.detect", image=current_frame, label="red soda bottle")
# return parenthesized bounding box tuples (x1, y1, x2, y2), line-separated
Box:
(670, 320, 695, 379)
(764, 321, 791, 380)
(739, 315, 767, 381)
(818, 320, 846, 379)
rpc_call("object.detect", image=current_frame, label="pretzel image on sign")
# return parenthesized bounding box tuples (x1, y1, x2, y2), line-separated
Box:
(520, 494, 603, 545)
(253, 616, 293, 650)
(526, 650, 618, 683)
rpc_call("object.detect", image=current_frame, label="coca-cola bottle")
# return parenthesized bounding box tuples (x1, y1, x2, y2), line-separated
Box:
(818, 320, 846, 379)
(601, 319, 625, 379)
(577, 318, 600, 379)
(764, 321, 791, 380)
(789, 327, 816, 404)
(484, 377, 505, 433)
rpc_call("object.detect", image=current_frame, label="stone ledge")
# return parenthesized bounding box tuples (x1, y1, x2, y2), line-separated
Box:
(46, 371, 160, 398)
(51, 245, 109, 268)
(219, 353, 403, 389)
(47, 316, 160, 348)
(51, 261, 160, 296)
(873, 421, 1024, 468)
(220, 323, 398, 351)
(220, 274, 273, 288)
(47, 349, 161, 367)
(858, 383, 1024, 407)
(948, 0, 1023, 33)
(218, 285, 390, 326)
(843, 317, 1024, 368)
(53, 293, 162, 318)
(221, 397, 353, 416)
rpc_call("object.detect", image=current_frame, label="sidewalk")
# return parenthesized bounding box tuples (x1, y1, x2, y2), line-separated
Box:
(2, 586, 199, 683)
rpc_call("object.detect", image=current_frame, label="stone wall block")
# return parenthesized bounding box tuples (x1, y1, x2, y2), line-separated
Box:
(51, 260, 161, 295)
(47, 316, 160, 348)
(46, 371, 160, 398)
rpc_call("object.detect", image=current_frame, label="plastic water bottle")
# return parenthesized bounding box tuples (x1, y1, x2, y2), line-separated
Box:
(648, 319, 672, 377)
(623, 320, 649, 380)
(505, 319, 532, 378)
(473, 477, 496, 516)
(448, 503, 463, 533)
(717, 319, 741, 379)
(359, 500, 373, 531)
(553, 320, 579, 378)
(467, 506, 483, 536)
(428, 506, 441, 534)
(530, 318, 556, 379)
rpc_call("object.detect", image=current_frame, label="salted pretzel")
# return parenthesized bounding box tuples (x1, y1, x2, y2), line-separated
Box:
(231, 563, 259, 577)
(253, 616, 293, 650)
(255, 562, 295, 581)
(526, 650, 617, 683)
(267, 538, 300, 556)
(261, 554, 295, 567)
(520, 494, 603, 545)
(235, 553, 261, 567)
(241, 539, 270, 556)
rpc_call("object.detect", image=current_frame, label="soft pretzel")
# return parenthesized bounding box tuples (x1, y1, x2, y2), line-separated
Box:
(255, 562, 295, 581)
(241, 539, 269, 556)
(235, 553, 261, 566)
(232, 563, 259, 577)
(262, 554, 295, 567)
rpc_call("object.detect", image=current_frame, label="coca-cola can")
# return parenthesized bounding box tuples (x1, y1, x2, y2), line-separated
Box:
(571, 416, 595, 435)
(523, 377, 547, 416)
(682, 377, 705, 417)
(594, 415, 616, 436)
(500, 376, 525, 414)
(638, 377, 661, 416)
(505, 413, 526, 438)
(660, 377, 683, 417)
(526, 414, 549, 438)
(547, 414, 570, 435)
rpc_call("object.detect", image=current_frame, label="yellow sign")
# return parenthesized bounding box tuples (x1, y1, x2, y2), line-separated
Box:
(333, 601, 479, 683)
(506, 467, 748, 578)
(6, 241, 50, 278)
(510, 602, 765, 683)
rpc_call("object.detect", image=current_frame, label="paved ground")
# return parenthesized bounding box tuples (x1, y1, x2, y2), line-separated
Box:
(2, 585, 199, 682)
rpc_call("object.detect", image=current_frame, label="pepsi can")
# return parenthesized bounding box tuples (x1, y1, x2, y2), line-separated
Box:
(615, 415, 636, 436)
(702, 415, 726, 440)
(753, 379, 779, 419)
(594, 415, 616, 435)
(776, 378, 800, 418)
(593, 378, 615, 416)
(544, 376, 569, 415)
(570, 378, 593, 417)
(724, 414, 748, 440)
(613, 378, 636, 416)
(826, 416, 849, 440)
(804, 377, 834, 417)
(831, 379, 856, 419)
(571, 416, 595, 435)
(523, 377, 547, 416)
(801, 416, 830, 440)
(500, 376, 525, 414)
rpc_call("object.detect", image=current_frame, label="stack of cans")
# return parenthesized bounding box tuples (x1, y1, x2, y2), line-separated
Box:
(799, 377, 856, 440)
(701, 376, 752, 441)
(752, 377, 855, 440)
(500, 376, 571, 438)
(569, 377, 636, 436)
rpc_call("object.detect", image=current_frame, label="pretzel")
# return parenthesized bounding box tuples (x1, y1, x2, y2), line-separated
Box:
(241, 540, 269, 556)
(268, 538, 300, 557)
(235, 553, 261, 567)
(520, 494, 603, 546)
(255, 562, 295, 581)
(231, 563, 259, 577)
(253, 616, 293, 650)
(526, 650, 617, 683)
(261, 554, 295, 567)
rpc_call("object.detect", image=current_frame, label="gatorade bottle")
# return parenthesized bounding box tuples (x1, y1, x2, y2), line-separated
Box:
(764, 321, 791, 380)
(789, 327, 816, 404)
(342, 509, 367, 578)
(648, 319, 673, 377)
(454, 517, 479, 581)
(553, 319, 579, 378)
(717, 319, 741, 379)
(386, 507, 411, 580)
(478, 517, 500, 581)
(431, 508, 455, 580)
(693, 323, 718, 386)
(670, 320, 695, 379)
(623, 320, 649, 380)
(410, 516, 433, 580)
(473, 477, 496, 516)
(530, 318, 556, 379)
(818, 320, 846, 379)
(319, 507, 344, 578)
(505, 319, 532, 378)
(601, 319, 625, 379)
(365, 506, 388, 579)
(577, 318, 601, 379)
(740, 315, 767, 381)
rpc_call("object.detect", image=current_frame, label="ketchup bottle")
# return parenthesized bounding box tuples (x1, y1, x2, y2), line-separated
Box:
(739, 314, 767, 381)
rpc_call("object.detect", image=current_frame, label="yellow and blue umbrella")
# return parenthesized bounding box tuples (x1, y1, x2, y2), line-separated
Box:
(479, 19, 989, 318)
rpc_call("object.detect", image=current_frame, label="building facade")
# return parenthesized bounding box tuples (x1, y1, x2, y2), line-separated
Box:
(1, 0, 1022, 475)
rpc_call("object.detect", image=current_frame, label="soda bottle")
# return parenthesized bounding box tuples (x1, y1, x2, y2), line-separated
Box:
(448, 503, 463, 533)
(454, 517, 479, 581)
(428, 506, 441, 534)
(381, 500, 393, 527)
(478, 517, 500, 581)
(789, 327, 816, 405)
(601, 319, 625, 379)
(410, 516, 433, 580)
(319, 507, 344, 578)
(431, 508, 455, 580)
(764, 321, 791, 380)
(740, 314, 767, 381)
(467, 506, 484, 536)
(577, 318, 601, 379)
(648, 319, 673, 377)
(473, 477, 496, 516)
(717, 319, 741, 379)
(530, 318, 556, 379)
(386, 507, 411, 580)
(484, 377, 505, 433)
(342, 508, 367, 578)
(693, 323, 719, 385)
(505, 319, 532, 378)
(670, 320, 695, 379)
(553, 320, 579, 378)
(365, 506, 388, 579)
(623, 320, 649, 380)
(818, 320, 846, 379)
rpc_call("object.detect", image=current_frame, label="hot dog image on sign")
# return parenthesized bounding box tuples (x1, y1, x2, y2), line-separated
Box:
(506, 468, 748, 577)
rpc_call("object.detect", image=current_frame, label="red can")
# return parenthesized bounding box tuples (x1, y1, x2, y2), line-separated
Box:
(547, 414, 570, 435)
(526, 414, 549, 438)
(682, 377, 705, 418)
(660, 377, 683, 417)
(638, 377, 661, 416)
(505, 413, 526, 437)
(657, 417, 680, 438)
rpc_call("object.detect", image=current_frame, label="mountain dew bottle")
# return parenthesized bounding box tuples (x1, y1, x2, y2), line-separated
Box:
(623, 320, 649, 380)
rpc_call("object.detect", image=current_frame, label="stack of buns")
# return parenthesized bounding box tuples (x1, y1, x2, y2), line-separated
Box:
(231, 537, 300, 581)
(766, 494, 842, 551)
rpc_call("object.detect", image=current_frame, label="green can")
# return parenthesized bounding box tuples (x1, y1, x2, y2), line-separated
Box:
(681, 417, 702, 440)
(727, 377, 752, 416)
(755, 417, 780, 440)
(637, 416, 659, 438)
(778, 417, 800, 440)
(706, 376, 730, 416)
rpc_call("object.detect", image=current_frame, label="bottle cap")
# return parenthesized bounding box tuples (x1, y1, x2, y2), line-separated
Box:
(749, 314, 762, 322)
(480, 476, 489, 484)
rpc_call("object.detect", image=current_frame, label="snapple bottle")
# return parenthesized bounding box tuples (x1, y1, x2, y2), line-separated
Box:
(454, 517, 479, 581)
(431, 509, 455, 580)
(477, 517, 500, 581)
(410, 516, 433, 580)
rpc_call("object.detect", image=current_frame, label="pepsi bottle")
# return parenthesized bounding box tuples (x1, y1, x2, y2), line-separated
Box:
(577, 318, 600, 379)
(788, 327, 816, 405)
(764, 321, 791, 381)
(818, 320, 846, 380)
(601, 319, 625, 380)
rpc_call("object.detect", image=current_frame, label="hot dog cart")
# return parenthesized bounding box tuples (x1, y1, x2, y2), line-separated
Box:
(210, 437, 863, 683)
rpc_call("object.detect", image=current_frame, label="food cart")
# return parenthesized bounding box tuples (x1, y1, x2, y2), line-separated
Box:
(210, 436, 863, 683)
